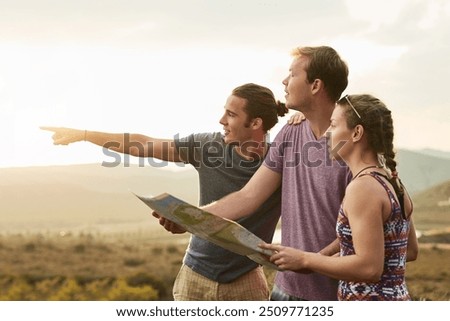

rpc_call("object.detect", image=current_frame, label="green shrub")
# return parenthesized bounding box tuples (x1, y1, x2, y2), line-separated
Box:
(23, 242, 36, 252)
(48, 279, 86, 301)
(151, 247, 163, 255)
(84, 278, 115, 300)
(33, 277, 65, 299)
(166, 245, 179, 254)
(127, 272, 166, 299)
(106, 279, 158, 301)
(0, 278, 33, 300)
(73, 244, 86, 253)
(123, 258, 145, 267)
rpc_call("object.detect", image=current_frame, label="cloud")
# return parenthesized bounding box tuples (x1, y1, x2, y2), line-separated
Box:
(1, 0, 449, 160)
(344, 0, 410, 31)
(0, 0, 347, 48)
(334, 0, 450, 116)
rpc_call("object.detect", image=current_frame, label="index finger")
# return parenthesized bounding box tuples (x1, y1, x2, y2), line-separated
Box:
(40, 126, 59, 132)
(259, 243, 282, 251)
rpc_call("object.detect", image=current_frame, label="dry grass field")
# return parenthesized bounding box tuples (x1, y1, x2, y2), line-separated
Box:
(0, 231, 448, 301)
(0, 231, 188, 300)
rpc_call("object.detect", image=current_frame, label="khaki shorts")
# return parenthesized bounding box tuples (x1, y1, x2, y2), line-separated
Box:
(173, 264, 269, 301)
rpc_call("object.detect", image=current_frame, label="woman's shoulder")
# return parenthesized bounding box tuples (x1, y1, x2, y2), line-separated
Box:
(344, 175, 388, 206)
(345, 173, 398, 221)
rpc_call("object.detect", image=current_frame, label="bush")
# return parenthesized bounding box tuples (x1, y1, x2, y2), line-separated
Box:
(48, 279, 85, 300)
(123, 258, 145, 267)
(166, 245, 179, 254)
(0, 278, 33, 300)
(106, 279, 158, 301)
(0, 275, 160, 301)
(127, 272, 166, 299)
(23, 242, 36, 252)
(73, 244, 86, 253)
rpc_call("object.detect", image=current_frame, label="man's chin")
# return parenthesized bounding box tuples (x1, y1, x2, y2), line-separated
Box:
(223, 136, 234, 145)
(224, 138, 240, 146)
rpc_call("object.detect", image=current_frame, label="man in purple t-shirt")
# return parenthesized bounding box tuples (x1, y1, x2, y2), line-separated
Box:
(200, 46, 352, 300)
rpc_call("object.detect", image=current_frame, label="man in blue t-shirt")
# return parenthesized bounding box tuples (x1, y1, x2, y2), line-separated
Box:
(42, 83, 300, 300)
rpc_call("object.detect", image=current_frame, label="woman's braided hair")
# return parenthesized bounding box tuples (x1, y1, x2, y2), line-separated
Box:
(338, 94, 406, 215)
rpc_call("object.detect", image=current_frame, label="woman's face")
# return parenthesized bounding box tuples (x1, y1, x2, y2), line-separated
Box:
(327, 104, 353, 161)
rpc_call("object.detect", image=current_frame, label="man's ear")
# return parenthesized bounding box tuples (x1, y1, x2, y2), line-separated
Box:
(311, 79, 323, 95)
(352, 124, 364, 142)
(251, 117, 263, 130)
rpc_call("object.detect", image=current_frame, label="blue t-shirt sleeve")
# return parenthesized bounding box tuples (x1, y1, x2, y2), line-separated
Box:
(174, 132, 222, 168)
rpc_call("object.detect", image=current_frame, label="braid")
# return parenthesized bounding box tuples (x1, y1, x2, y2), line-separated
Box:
(382, 109, 397, 174)
(338, 94, 406, 216)
(381, 108, 405, 205)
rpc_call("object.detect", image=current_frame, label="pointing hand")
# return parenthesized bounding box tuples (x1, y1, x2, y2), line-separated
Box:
(40, 126, 84, 145)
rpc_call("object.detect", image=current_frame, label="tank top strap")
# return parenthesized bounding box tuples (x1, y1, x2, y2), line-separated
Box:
(359, 171, 399, 208)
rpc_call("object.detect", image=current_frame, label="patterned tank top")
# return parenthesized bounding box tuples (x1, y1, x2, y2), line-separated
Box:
(336, 172, 411, 300)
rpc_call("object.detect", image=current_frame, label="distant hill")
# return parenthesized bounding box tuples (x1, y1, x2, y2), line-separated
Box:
(391, 149, 450, 231)
(2, 147, 449, 234)
(418, 148, 450, 160)
(396, 149, 450, 195)
(410, 179, 450, 231)
(0, 163, 199, 233)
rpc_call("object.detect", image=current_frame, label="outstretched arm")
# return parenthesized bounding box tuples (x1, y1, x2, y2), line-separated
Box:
(40, 127, 182, 162)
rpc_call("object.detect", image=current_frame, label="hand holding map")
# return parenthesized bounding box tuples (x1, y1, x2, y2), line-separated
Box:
(135, 192, 280, 270)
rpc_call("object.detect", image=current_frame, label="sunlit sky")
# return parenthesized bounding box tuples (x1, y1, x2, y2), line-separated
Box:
(1, 0, 449, 168)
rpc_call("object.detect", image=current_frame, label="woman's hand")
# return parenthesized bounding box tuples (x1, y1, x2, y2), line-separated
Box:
(260, 243, 310, 272)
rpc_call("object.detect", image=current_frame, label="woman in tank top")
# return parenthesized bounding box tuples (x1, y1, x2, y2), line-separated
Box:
(261, 94, 419, 300)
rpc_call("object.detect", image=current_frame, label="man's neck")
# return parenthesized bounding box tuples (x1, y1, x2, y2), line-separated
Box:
(235, 135, 267, 160)
(304, 102, 335, 139)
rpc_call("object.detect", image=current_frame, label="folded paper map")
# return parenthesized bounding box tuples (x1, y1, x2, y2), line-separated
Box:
(135, 192, 280, 270)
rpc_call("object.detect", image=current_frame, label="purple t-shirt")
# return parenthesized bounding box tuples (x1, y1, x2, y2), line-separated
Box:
(264, 121, 351, 300)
